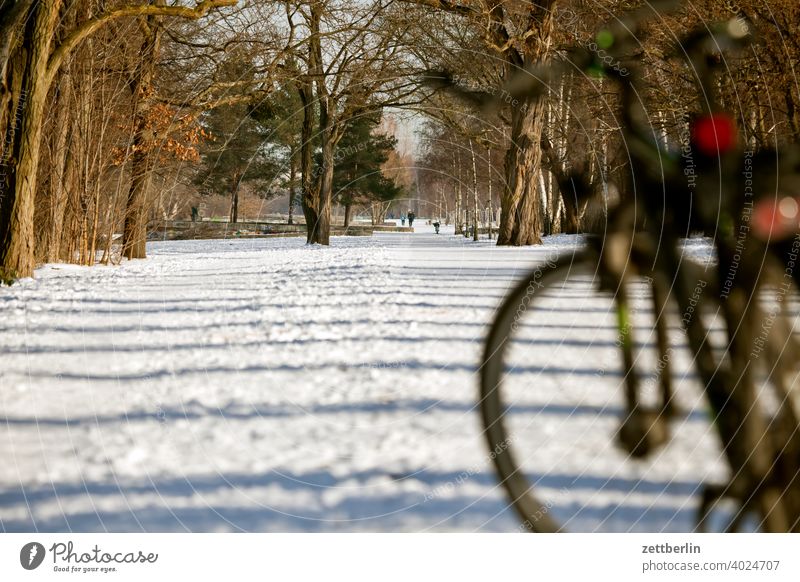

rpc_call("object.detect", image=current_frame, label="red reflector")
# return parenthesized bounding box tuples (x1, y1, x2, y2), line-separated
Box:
(753, 196, 800, 240)
(691, 114, 737, 156)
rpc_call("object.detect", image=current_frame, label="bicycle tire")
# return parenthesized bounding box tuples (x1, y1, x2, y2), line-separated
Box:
(479, 250, 594, 532)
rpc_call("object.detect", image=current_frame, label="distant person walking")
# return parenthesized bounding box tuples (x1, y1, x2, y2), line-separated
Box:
(408, 211, 415, 227)
(401, 215, 406, 226)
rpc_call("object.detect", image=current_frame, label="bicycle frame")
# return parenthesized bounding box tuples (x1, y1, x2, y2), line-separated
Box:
(479, 0, 800, 531)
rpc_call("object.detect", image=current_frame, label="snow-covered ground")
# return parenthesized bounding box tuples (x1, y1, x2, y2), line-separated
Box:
(0, 226, 728, 532)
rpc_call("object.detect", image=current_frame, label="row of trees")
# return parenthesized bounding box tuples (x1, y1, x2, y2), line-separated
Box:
(0, 0, 258, 281)
(194, 49, 404, 228)
(408, 0, 800, 242)
(1, 1, 799, 281)
(0, 0, 415, 281)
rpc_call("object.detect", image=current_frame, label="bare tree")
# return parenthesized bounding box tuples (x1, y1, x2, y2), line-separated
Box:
(402, 0, 559, 245)
(289, 0, 420, 244)
(0, 0, 236, 281)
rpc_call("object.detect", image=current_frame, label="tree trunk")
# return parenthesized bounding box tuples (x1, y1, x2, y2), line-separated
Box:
(287, 152, 296, 224)
(494, 2, 556, 247)
(122, 150, 152, 259)
(300, 4, 327, 244)
(540, 134, 583, 234)
(60, 115, 81, 261)
(454, 149, 463, 235)
(79, 195, 88, 265)
(88, 175, 100, 266)
(440, 184, 448, 225)
(77, 48, 97, 266)
(121, 14, 162, 261)
(561, 185, 580, 233)
(303, 1, 335, 245)
(486, 146, 493, 239)
(370, 201, 389, 225)
(470, 139, 478, 241)
(229, 175, 240, 223)
(47, 68, 72, 263)
(543, 99, 554, 236)
(497, 96, 547, 246)
(343, 202, 352, 228)
(786, 88, 799, 139)
(0, 1, 33, 145)
(0, 0, 62, 281)
(313, 128, 335, 244)
(298, 77, 319, 243)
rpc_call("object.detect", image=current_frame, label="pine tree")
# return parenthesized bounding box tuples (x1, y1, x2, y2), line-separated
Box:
(194, 51, 279, 223)
(330, 111, 403, 227)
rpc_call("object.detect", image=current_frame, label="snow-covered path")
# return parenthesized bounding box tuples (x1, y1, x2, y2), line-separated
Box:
(0, 227, 727, 532)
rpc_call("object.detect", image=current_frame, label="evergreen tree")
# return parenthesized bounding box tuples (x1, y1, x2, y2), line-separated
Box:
(329, 111, 403, 227)
(195, 49, 280, 223)
(250, 83, 305, 223)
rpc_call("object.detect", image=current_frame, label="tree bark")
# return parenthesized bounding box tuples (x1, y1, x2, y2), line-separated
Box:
(121, 147, 151, 260)
(60, 112, 81, 260)
(314, 128, 335, 244)
(343, 202, 352, 227)
(494, 2, 556, 246)
(439, 184, 448, 225)
(0, 1, 34, 86)
(229, 173, 240, 223)
(486, 145, 493, 239)
(46, 68, 72, 263)
(88, 170, 101, 266)
(470, 138, 478, 241)
(121, 9, 163, 260)
(540, 134, 583, 234)
(287, 152, 296, 224)
(0, 0, 62, 280)
(786, 87, 800, 138)
(454, 149, 463, 235)
(298, 75, 319, 243)
(299, 5, 328, 244)
(497, 96, 547, 246)
(307, 1, 336, 246)
(0, 0, 234, 278)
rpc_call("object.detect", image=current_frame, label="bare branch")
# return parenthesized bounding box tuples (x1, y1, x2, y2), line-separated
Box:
(47, 0, 238, 86)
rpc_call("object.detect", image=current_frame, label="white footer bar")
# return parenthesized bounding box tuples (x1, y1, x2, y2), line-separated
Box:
(1, 534, 797, 581)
